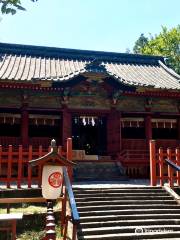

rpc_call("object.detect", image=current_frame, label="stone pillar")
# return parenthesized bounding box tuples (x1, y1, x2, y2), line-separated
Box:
(21, 106, 29, 146)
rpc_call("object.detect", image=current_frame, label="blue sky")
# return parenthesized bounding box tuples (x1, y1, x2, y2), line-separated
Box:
(0, 0, 179, 52)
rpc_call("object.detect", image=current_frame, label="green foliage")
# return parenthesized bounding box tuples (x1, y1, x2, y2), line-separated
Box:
(17, 230, 45, 240)
(0, 0, 37, 15)
(17, 225, 62, 240)
(133, 26, 180, 74)
(133, 34, 148, 54)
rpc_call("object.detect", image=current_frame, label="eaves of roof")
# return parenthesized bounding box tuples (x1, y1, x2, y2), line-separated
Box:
(0, 42, 179, 90)
(0, 42, 164, 64)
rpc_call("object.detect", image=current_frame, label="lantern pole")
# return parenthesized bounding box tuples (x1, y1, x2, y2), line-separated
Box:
(45, 200, 56, 240)
(29, 139, 74, 240)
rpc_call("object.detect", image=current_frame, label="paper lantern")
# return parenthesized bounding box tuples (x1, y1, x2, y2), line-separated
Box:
(42, 165, 63, 199)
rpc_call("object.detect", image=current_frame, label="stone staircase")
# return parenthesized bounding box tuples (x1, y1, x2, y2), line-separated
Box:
(73, 162, 126, 182)
(73, 186, 180, 239)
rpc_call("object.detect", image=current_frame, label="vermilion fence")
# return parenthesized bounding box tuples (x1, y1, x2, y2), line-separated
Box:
(0, 139, 72, 188)
(150, 140, 180, 187)
(119, 149, 149, 178)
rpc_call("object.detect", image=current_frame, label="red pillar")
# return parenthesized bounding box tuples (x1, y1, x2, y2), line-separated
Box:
(21, 107, 29, 146)
(145, 115, 152, 144)
(177, 118, 180, 140)
(150, 140, 157, 186)
(62, 107, 71, 150)
(119, 112, 122, 151)
(107, 109, 121, 157)
(67, 138, 73, 181)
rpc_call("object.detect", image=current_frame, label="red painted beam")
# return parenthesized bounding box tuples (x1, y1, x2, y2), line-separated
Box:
(0, 81, 180, 98)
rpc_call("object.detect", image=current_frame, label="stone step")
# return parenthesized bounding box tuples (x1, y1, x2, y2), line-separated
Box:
(74, 192, 168, 198)
(76, 196, 173, 205)
(77, 231, 180, 240)
(73, 188, 165, 194)
(79, 214, 180, 222)
(74, 186, 180, 239)
(73, 186, 163, 190)
(74, 189, 167, 194)
(79, 208, 180, 217)
(145, 239, 180, 240)
(78, 225, 180, 236)
(77, 204, 179, 212)
(79, 219, 180, 228)
(74, 176, 127, 181)
(73, 162, 126, 182)
(77, 199, 176, 206)
(75, 194, 170, 202)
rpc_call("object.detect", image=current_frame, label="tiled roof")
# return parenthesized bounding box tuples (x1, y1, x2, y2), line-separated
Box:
(0, 42, 179, 89)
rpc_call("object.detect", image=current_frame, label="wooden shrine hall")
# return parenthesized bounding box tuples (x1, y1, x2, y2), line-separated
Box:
(0, 42, 180, 178)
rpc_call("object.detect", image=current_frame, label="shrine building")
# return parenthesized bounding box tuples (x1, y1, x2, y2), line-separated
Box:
(0, 42, 180, 178)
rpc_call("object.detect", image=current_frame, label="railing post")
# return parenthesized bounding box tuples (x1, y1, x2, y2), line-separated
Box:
(159, 147, 164, 186)
(63, 167, 80, 240)
(61, 187, 67, 236)
(17, 145, 23, 188)
(150, 140, 156, 186)
(58, 146, 63, 156)
(7, 145, 12, 188)
(28, 145, 32, 188)
(176, 148, 180, 186)
(72, 223, 77, 240)
(67, 138, 73, 182)
(67, 138, 72, 161)
(167, 148, 173, 188)
(63, 216, 68, 240)
(38, 145, 43, 188)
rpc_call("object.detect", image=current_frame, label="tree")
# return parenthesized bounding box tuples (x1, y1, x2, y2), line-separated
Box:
(0, 0, 37, 15)
(133, 34, 148, 54)
(133, 26, 180, 74)
(125, 48, 131, 53)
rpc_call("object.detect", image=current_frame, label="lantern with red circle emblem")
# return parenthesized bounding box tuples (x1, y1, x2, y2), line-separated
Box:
(29, 139, 74, 240)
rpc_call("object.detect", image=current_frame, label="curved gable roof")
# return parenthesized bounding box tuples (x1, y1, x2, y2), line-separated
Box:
(0, 42, 179, 90)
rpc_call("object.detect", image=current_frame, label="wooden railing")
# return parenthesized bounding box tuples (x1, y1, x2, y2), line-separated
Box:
(156, 139, 180, 149)
(0, 138, 77, 240)
(29, 137, 52, 148)
(119, 149, 149, 178)
(150, 140, 180, 187)
(165, 158, 180, 188)
(0, 137, 59, 148)
(120, 149, 149, 164)
(0, 145, 66, 188)
(122, 139, 148, 150)
(61, 167, 79, 240)
(122, 139, 180, 150)
(0, 137, 21, 146)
